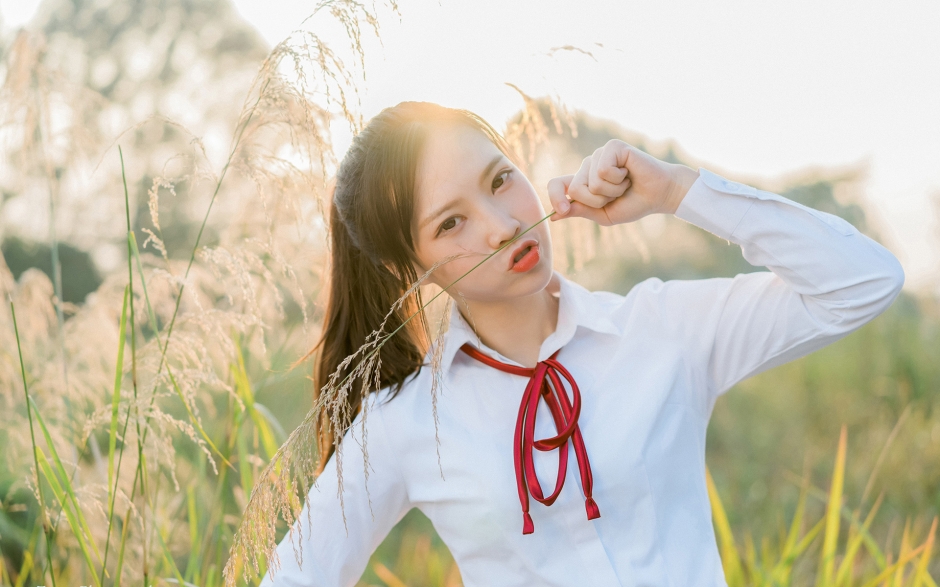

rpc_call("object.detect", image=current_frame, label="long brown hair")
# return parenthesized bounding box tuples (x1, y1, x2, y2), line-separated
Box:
(313, 101, 519, 472)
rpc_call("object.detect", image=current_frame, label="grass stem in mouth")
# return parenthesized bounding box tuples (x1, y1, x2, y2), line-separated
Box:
(228, 210, 557, 585)
(321, 209, 556, 404)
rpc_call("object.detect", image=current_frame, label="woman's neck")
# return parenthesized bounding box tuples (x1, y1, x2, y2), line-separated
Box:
(456, 275, 560, 367)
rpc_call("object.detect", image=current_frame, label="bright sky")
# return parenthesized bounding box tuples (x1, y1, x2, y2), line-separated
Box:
(3, 0, 939, 293)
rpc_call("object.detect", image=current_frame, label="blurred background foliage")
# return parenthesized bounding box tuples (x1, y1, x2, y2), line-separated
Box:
(0, 0, 936, 585)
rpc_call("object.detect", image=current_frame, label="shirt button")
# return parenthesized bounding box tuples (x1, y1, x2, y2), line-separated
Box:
(724, 182, 739, 192)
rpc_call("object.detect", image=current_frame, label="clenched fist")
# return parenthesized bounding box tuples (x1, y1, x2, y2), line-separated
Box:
(547, 139, 700, 226)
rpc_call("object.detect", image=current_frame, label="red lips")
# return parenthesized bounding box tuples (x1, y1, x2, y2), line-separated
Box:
(509, 239, 540, 273)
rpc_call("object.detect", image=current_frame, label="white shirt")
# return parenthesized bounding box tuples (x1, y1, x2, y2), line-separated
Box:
(260, 168, 904, 587)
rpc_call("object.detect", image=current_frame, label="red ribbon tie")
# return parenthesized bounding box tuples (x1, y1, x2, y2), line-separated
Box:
(460, 343, 601, 535)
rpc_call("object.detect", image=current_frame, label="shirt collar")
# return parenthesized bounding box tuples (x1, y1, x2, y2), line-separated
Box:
(431, 271, 623, 375)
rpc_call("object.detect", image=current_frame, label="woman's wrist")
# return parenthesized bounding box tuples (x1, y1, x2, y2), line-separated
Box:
(661, 165, 699, 215)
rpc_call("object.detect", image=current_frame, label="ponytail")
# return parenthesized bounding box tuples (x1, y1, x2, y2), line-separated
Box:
(313, 194, 429, 472)
(310, 102, 520, 473)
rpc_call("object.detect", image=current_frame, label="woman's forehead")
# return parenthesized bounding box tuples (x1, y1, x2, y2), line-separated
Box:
(415, 124, 502, 199)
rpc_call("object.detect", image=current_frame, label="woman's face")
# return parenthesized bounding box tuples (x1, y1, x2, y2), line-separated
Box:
(410, 123, 554, 303)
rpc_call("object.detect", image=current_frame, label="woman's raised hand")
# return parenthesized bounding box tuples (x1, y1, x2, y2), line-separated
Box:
(547, 139, 699, 226)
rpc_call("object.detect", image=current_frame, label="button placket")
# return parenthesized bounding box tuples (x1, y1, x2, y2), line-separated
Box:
(550, 366, 620, 585)
(554, 443, 623, 587)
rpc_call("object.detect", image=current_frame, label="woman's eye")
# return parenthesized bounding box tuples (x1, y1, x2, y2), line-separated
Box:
(492, 169, 512, 191)
(437, 216, 459, 236)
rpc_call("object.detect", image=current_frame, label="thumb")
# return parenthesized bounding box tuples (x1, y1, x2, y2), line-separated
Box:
(559, 200, 614, 226)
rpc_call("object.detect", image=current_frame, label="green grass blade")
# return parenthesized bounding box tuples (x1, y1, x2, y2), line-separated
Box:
(107, 285, 130, 521)
(251, 403, 284, 459)
(835, 492, 885, 587)
(112, 507, 133, 587)
(793, 517, 827, 559)
(232, 344, 279, 459)
(706, 466, 744, 586)
(155, 519, 189, 587)
(818, 425, 847, 587)
(912, 516, 937, 587)
(773, 475, 810, 582)
(13, 543, 33, 587)
(11, 302, 57, 587)
(129, 230, 160, 336)
(235, 418, 255, 497)
(185, 486, 200, 582)
(103, 146, 142, 587)
(28, 397, 104, 568)
(35, 448, 101, 587)
(859, 542, 927, 587)
(894, 518, 912, 586)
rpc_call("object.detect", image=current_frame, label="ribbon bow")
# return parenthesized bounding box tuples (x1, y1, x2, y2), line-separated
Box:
(460, 343, 601, 534)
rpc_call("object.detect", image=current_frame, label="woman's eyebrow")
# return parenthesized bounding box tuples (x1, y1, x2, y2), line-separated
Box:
(419, 199, 460, 230)
(418, 154, 504, 230)
(478, 154, 505, 187)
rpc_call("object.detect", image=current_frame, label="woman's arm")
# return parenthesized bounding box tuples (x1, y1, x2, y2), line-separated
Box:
(548, 141, 904, 413)
(666, 168, 904, 404)
(259, 393, 411, 587)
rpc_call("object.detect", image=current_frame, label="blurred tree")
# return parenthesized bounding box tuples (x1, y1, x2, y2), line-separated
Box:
(0, 0, 271, 284)
(1, 236, 100, 303)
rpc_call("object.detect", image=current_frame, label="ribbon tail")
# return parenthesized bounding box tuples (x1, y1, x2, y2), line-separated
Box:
(584, 496, 601, 520)
(522, 511, 535, 535)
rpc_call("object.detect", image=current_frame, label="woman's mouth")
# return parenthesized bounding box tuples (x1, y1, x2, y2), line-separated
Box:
(509, 240, 540, 273)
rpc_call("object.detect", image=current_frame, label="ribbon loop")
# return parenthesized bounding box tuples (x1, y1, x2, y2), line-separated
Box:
(460, 343, 601, 534)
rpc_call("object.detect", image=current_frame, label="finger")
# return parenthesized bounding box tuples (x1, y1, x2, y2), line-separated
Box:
(609, 176, 632, 199)
(571, 155, 616, 207)
(572, 156, 591, 193)
(562, 200, 614, 226)
(597, 142, 629, 184)
(585, 146, 629, 200)
(547, 174, 574, 217)
(569, 174, 616, 209)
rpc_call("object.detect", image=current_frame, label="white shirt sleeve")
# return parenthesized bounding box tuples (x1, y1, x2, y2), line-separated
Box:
(259, 393, 411, 587)
(665, 168, 904, 411)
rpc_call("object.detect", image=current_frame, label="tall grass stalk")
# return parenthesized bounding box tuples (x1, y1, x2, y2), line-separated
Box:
(100, 144, 145, 587)
(100, 284, 129, 585)
(10, 301, 57, 587)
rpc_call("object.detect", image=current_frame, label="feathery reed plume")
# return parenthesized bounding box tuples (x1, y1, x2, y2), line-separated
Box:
(429, 295, 453, 478)
(222, 26, 592, 585)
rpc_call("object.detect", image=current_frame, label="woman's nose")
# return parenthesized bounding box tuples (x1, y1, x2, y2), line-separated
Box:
(486, 209, 521, 251)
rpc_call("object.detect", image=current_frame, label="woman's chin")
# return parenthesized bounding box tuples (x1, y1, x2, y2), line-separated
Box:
(495, 261, 555, 302)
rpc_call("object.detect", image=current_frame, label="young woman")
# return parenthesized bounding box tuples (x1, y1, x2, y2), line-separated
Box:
(260, 101, 904, 586)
